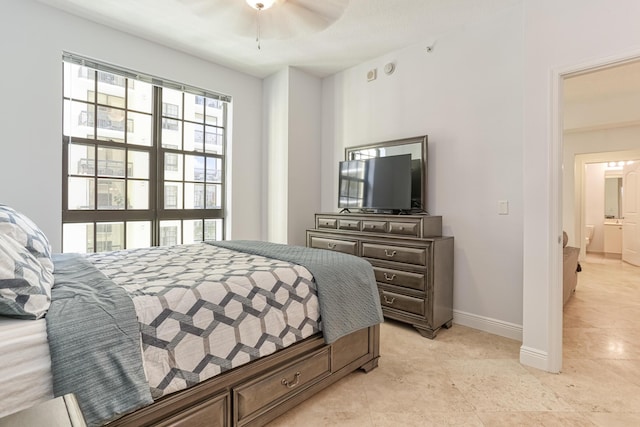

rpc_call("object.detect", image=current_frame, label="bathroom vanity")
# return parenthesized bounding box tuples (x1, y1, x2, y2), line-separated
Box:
(604, 221, 623, 256)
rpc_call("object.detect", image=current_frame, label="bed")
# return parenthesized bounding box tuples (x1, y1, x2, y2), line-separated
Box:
(0, 205, 382, 427)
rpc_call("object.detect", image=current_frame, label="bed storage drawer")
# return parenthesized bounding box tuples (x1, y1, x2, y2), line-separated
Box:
(234, 348, 331, 424)
(362, 243, 427, 266)
(156, 392, 229, 427)
(308, 236, 358, 255)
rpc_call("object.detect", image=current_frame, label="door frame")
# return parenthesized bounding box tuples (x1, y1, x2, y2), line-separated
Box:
(622, 161, 640, 265)
(550, 52, 640, 371)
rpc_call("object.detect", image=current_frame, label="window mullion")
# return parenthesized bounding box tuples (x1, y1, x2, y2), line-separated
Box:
(152, 85, 163, 247)
(124, 79, 129, 218)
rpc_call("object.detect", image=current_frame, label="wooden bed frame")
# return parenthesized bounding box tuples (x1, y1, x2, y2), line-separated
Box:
(110, 324, 380, 427)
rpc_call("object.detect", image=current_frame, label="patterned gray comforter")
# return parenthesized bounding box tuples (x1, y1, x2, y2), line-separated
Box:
(88, 243, 322, 398)
(46, 241, 381, 426)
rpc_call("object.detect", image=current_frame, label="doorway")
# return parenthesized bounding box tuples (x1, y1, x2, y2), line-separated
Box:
(558, 57, 640, 369)
(572, 152, 640, 263)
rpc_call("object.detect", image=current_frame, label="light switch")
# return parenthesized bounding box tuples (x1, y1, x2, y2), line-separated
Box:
(498, 200, 509, 215)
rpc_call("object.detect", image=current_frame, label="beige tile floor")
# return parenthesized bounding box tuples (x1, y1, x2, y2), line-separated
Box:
(267, 254, 640, 426)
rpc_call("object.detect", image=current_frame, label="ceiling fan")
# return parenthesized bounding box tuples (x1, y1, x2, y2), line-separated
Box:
(188, 0, 350, 44)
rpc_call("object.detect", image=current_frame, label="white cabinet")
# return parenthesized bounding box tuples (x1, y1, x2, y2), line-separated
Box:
(604, 223, 623, 255)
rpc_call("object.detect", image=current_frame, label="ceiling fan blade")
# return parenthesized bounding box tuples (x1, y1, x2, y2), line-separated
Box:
(259, 0, 349, 39)
(179, 0, 256, 37)
(179, 0, 349, 41)
(291, 0, 350, 21)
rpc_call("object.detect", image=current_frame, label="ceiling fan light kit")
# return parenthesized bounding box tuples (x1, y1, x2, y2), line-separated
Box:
(246, 0, 276, 11)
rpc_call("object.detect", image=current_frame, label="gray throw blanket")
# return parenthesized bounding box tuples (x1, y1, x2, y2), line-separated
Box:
(208, 240, 383, 343)
(46, 254, 153, 427)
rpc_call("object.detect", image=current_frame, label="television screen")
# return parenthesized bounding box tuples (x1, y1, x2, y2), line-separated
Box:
(338, 154, 412, 211)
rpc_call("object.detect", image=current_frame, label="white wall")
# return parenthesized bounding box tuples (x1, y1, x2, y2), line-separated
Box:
(263, 67, 322, 245)
(287, 68, 322, 246)
(321, 5, 524, 334)
(523, 0, 640, 371)
(264, 69, 290, 243)
(0, 0, 263, 251)
(584, 163, 606, 252)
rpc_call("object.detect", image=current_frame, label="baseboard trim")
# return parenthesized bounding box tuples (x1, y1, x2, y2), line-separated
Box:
(519, 345, 551, 372)
(452, 310, 522, 341)
(452, 311, 554, 371)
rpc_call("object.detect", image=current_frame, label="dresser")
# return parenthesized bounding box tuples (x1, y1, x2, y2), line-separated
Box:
(306, 213, 453, 339)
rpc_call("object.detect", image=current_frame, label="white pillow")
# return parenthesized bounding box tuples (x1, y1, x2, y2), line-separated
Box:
(0, 234, 53, 319)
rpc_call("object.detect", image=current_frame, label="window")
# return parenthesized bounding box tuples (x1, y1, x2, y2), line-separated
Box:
(165, 153, 179, 172)
(62, 54, 229, 253)
(164, 185, 178, 209)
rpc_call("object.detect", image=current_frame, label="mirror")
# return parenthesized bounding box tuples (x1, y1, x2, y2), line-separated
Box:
(604, 176, 622, 219)
(345, 135, 427, 212)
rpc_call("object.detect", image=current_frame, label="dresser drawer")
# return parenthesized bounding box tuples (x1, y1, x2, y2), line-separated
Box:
(156, 392, 229, 427)
(308, 236, 358, 255)
(234, 348, 331, 423)
(338, 219, 361, 231)
(362, 220, 387, 233)
(388, 221, 420, 237)
(372, 266, 425, 291)
(317, 217, 337, 229)
(362, 243, 427, 266)
(380, 289, 425, 316)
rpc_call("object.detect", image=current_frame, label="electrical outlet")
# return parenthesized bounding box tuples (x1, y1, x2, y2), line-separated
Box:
(498, 200, 509, 215)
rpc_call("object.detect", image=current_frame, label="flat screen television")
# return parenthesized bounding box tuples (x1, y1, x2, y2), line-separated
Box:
(338, 154, 412, 212)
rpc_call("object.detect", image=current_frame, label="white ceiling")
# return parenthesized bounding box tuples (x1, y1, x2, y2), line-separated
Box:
(35, 0, 521, 78)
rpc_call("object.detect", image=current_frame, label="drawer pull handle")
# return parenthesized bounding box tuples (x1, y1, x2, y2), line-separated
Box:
(383, 273, 397, 281)
(281, 371, 301, 389)
(327, 243, 336, 249)
(383, 295, 396, 304)
(399, 226, 404, 230)
(384, 249, 397, 257)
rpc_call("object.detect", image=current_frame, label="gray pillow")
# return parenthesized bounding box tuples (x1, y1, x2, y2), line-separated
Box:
(0, 204, 53, 274)
(0, 234, 53, 319)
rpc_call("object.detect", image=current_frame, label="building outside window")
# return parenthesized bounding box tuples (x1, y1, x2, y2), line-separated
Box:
(62, 54, 229, 253)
